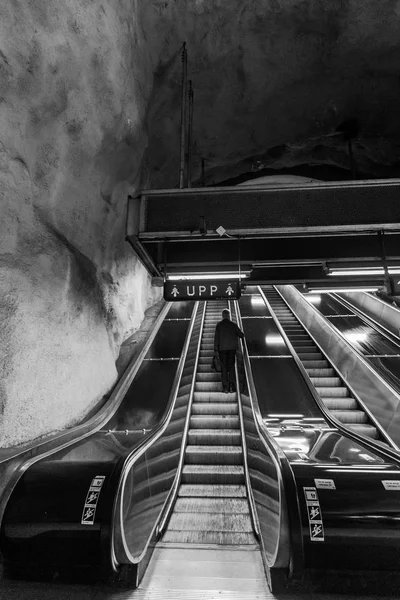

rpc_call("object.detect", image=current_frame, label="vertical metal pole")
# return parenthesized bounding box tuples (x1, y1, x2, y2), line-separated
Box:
(187, 80, 194, 188)
(179, 42, 188, 189)
(238, 236, 241, 285)
(348, 139, 357, 180)
(378, 230, 393, 294)
(163, 239, 168, 283)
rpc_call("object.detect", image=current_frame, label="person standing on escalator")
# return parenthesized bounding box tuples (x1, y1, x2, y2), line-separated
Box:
(214, 308, 245, 394)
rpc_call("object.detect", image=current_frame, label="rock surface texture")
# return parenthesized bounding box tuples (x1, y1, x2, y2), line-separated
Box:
(0, 1, 161, 446)
(1, 0, 400, 445)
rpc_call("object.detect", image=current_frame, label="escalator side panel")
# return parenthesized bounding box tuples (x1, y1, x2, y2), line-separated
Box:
(1, 306, 197, 577)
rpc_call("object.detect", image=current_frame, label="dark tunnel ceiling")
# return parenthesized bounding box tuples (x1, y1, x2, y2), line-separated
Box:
(145, 2, 400, 189)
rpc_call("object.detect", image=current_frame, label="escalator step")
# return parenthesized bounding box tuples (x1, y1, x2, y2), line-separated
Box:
(193, 393, 234, 403)
(303, 360, 329, 368)
(179, 484, 247, 497)
(311, 377, 342, 387)
(189, 415, 240, 429)
(289, 340, 314, 346)
(181, 464, 245, 484)
(293, 346, 320, 353)
(191, 402, 238, 415)
(316, 387, 349, 397)
(197, 364, 216, 372)
(195, 382, 224, 392)
(166, 511, 253, 533)
(346, 424, 379, 439)
(298, 352, 323, 360)
(185, 446, 243, 464)
(306, 368, 335, 377)
(321, 397, 358, 410)
(331, 410, 368, 423)
(187, 429, 241, 445)
(162, 529, 256, 545)
(196, 372, 220, 382)
(193, 392, 236, 402)
(174, 497, 249, 513)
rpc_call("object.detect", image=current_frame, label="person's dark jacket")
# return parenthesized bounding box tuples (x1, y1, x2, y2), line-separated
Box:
(214, 319, 244, 352)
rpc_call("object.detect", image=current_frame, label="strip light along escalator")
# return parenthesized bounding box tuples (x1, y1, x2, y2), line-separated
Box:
(161, 300, 257, 545)
(261, 286, 381, 440)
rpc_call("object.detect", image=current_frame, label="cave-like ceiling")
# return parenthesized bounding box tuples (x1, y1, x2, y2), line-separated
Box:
(145, 1, 400, 188)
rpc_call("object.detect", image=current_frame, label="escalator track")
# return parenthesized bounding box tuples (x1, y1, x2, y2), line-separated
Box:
(261, 286, 382, 440)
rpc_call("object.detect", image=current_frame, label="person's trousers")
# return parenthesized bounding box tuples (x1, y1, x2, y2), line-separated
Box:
(218, 350, 236, 391)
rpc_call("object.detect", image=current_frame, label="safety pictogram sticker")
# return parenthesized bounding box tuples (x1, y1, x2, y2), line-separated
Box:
(81, 475, 106, 525)
(303, 486, 324, 542)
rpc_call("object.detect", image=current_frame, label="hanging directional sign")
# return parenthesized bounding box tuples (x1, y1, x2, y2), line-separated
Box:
(164, 279, 241, 301)
(390, 277, 400, 295)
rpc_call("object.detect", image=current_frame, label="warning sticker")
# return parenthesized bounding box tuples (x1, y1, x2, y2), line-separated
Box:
(382, 480, 400, 491)
(305, 489, 318, 501)
(315, 478, 336, 490)
(81, 475, 106, 525)
(303, 487, 324, 542)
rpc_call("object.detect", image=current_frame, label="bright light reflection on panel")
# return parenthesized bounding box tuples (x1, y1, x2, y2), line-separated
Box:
(168, 274, 248, 280)
(251, 296, 265, 305)
(307, 295, 321, 304)
(265, 334, 285, 345)
(344, 332, 368, 343)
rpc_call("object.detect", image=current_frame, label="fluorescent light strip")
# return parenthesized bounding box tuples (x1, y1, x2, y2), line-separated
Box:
(168, 274, 248, 280)
(329, 268, 400, 276)
(308, 287, 379, 293)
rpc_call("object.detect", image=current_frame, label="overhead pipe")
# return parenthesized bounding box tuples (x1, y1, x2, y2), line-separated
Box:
(187, 80, 194, 188)
(179, 42, 188, 189)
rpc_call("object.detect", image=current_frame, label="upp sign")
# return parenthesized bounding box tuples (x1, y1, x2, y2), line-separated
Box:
(164, 280, 241, 301)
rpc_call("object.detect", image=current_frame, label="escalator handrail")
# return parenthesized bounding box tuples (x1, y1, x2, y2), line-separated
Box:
(231, 300, 260, 539)
(287, 285, 400, 404)
(366, 290, 400, 318)
(156, 302, 207, 536)
(234, 300, 304, 579)
(263, 286, 400, 461)
(108, 301, 202, 565)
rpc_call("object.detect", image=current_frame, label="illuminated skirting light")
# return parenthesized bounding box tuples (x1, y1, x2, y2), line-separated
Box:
(267, 414, 304, 418)
(344, 332, 368, 343)
(308, 287, 379, 294)
(251, 296, 265, 306)
(168, 273, 248, 281)
(265, 334, 286, 345)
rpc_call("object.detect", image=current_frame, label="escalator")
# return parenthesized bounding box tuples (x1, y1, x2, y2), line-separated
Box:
(5, 293, 400, 596)
(261, 285, 382, 440)
(163, 300, 255, 545)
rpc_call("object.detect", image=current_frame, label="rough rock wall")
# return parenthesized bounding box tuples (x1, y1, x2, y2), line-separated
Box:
(0, 1, 161, 447)
(146, 0, 400, 186)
